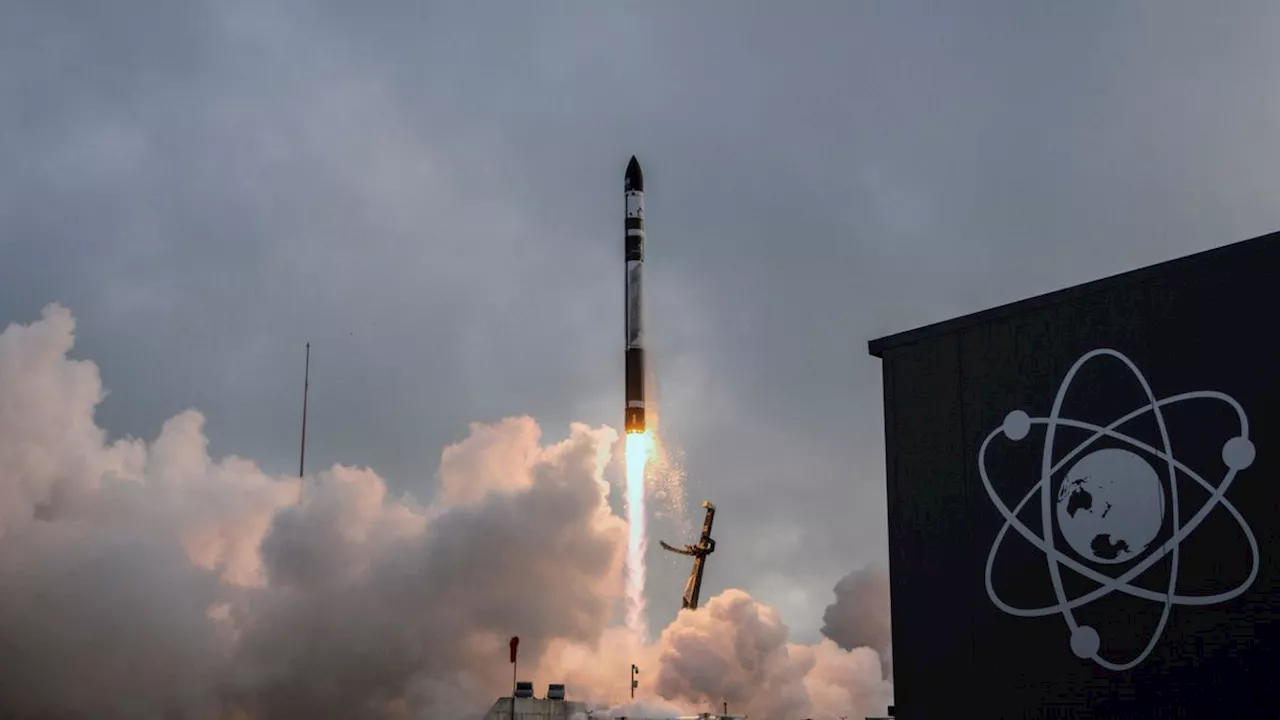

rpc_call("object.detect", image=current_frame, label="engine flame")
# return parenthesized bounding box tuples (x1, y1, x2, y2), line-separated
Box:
(623, 430, 653, 640)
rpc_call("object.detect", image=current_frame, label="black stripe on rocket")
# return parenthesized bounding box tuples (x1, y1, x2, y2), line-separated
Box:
(625, 155, 646, 434)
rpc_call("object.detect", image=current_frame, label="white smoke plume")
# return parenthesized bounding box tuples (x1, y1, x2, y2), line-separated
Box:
(649, 591, 892, 718)
(0, 304, 893, 719)
(820, 563, 894, 681)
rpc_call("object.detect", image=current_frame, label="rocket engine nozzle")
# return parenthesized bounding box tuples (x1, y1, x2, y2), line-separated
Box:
(625, 408, 646, 435)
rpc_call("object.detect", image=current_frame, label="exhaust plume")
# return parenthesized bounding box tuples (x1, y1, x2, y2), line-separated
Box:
(623, 431, 652, 640)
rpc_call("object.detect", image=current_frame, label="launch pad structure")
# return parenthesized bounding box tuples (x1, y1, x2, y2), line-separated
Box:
(660, 501, 717, 611)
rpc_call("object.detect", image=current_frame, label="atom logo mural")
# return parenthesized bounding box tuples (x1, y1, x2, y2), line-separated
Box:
(978, 348, 1259, 671)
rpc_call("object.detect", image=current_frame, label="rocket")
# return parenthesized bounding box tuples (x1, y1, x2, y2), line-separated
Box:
(624, 155, 646, 434)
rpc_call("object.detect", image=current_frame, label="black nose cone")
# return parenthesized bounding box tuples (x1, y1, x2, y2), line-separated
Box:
(625, 155, 644, 192)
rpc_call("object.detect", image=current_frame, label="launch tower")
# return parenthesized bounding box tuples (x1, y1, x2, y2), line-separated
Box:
(660, 501, 717, 611)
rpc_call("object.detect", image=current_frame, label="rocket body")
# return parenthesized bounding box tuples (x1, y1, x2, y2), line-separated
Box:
(624, 156, 646, 434)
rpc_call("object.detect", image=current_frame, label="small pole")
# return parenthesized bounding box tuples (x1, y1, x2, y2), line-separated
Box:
(299, 342, 310, 478)
(630, 664, 639, 700)
(509, 636, 519, 719)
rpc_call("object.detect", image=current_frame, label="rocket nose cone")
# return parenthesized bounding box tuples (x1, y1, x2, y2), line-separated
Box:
(625, 155, 644, 192)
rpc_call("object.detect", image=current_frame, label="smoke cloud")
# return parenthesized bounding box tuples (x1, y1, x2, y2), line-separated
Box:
(821, 562, 893, 680)
(0, 304, 892, 719)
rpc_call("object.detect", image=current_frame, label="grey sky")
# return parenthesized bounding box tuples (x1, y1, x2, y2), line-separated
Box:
(5, 1, 1280, 640)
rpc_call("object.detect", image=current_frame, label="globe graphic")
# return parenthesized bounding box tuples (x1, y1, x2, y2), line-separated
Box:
(1055, 447, 1166, 564)
(982, 349, 1259, 671)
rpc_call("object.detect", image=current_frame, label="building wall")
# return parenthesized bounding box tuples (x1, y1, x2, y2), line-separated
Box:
(482, 696, 588, 720)
(876, 237, 1280, 719)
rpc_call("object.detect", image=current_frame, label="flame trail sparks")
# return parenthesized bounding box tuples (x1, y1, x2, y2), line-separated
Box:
(623, 431, 653, 639)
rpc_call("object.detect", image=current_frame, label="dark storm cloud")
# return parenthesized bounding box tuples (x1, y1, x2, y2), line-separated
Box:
(6, 0, 1280, 643)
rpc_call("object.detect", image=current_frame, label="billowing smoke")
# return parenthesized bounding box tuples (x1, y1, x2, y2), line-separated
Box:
(649, 590, 891, 718)
(0, 304, 893, 719)
(821, 562, 893, 680)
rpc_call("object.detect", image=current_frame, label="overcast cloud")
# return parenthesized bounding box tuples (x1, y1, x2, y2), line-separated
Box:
(6, 0, 1280, 651)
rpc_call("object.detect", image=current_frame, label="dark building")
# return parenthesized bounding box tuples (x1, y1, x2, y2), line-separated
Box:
(868, 231, 1280, 719)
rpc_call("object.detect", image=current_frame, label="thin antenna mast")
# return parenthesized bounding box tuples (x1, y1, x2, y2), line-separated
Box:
(299, 342, 310, 478)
